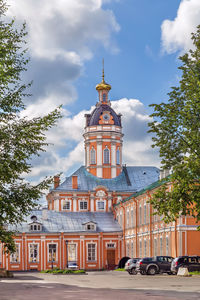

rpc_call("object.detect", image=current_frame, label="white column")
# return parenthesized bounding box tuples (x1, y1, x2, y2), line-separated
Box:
(90, 198, 94, 212)
(86, 145, 90, 167)
(73, 198, 77, 212)
(111, 143, 116, 178)
(97, 142, 102, 178)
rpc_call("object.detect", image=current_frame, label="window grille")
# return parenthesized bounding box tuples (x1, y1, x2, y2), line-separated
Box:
(97, 201, 104, 210)
(88, 244, 96, 261)
(116, 148, 120, 165)
(80, 201, 88, 210)
(29, 244, 39, 262)
(10, 244, 20, 263)
(90, 147, 96, 164)
(63, 201, 70, 210)
(48, 244, 57, 262)
(103, 147, 110, 164)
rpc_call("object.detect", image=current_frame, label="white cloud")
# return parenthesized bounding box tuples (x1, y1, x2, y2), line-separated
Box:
(26, 98, 160, 183)
(7, 0, 120, 61)
(161, 0, 200, 54)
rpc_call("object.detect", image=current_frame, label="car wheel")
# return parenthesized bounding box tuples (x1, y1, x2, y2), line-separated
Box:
(147, 266, 157, 275)
(131, 268, 137, 275)
(140, 270, 146, 275)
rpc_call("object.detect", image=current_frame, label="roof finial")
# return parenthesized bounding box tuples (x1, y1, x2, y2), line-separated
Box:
(102, 58, 105, 82)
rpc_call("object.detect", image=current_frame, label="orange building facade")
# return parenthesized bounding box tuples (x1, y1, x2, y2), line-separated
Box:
(1, 70, 200, 271)
(114, 180, 200, 259)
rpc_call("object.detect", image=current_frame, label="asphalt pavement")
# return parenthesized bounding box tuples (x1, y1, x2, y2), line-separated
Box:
(0, 271, 200, 300)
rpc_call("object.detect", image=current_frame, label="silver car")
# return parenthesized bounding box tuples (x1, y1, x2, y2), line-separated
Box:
(125, 258, 140, 275)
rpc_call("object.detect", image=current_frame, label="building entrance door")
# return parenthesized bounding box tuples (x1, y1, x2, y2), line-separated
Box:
(107, 250, 115, 270)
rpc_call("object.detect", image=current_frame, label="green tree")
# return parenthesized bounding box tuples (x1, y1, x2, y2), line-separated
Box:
(148, 25, 200, 224)
(0, 1, 61, 251)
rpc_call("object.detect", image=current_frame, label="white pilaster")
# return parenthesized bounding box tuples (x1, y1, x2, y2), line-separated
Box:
(90, 198, 94, 212)
(86, 145, 90, 167)
(97, 142, 102, 177)
(73, 198, 77, 212)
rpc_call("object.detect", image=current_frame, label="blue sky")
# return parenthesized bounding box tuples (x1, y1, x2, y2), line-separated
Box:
(6, 0, 200, 184)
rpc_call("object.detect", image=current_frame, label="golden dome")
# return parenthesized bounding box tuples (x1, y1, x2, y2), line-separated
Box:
(96, 59, 111, 91)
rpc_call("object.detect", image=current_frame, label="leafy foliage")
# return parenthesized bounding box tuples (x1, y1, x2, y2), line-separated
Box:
(0, 0, 61, 252)
(148, 25, 200, 223)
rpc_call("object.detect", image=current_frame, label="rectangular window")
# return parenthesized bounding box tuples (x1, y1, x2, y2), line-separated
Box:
(10, 244, 20, 263)
(154, 239, 157, 256)
(131, 209, 134, 227)
(103, 148, 110, 164)
(126, 242, 129, 257)
(166, 236, 169, 255)
(144, 240, 147, 257)
(87, 244, 96, 261)
(131, 241, 134, 257)
(29, 244, 39, 263)
(48, 244, 57, 262)
(63, 201, 70, 210)
(139, 240, 142, 257)
(80, 201, 88, 210)
(127, 210, 129, 228)
(68, 244, 77, 262)
(120, 214, 122, 227)
(160, 237, 163, 255)
(139, 206, 142, 225)
(97, 201, 104, 210)
(144, 204, 147, 225)
(107, 243, 115, 249)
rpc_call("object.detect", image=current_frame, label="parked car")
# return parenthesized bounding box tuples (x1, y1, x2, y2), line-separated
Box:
(68, 262, 78, 270)
(125, 258, 140, 275)
(171, 256, 200, 274)
(136, 256, 174, 275)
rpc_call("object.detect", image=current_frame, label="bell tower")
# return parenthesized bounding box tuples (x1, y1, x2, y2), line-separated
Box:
(83, 63, 123, 179)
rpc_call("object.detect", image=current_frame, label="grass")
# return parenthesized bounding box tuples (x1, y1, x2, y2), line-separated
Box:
(41, 268, 85, 274)
(189, 271, 200, 275)
(114, 268, 126, 272)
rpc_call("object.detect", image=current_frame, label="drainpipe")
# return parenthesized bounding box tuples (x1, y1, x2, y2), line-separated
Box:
(174, 219, 177, 257)
(147, 191, 153, 257)
(132, 199, 138, 258)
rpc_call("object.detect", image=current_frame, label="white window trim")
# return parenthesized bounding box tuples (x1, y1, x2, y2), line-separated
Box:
(62, 199, 71, 211)
(106, 242, 116, 249)
(28, 243, 39, 263)
(90, 147, 96, 164)
(47, 242, 58, 262)
(67, 242, 78, 262)
(79, 200, 88, 211)
(97, 200, 105, 211)
(103, 147, 110, 164)
(86, 242, 97, 262)
(10, 243, 20, 263)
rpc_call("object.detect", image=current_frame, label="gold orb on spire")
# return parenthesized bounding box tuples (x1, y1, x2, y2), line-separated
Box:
(96, 59, 111, 91)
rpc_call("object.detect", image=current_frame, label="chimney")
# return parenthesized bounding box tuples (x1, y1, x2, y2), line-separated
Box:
(54, 175, 60, 189)
(72, 175, 78, 189)
(42, 207, 48, 220)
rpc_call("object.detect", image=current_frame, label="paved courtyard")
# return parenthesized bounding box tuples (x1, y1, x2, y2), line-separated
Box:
(0, 271, 200, 300)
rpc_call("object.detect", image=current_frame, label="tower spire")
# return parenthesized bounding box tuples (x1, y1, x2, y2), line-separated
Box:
(102, 58, 105, 82)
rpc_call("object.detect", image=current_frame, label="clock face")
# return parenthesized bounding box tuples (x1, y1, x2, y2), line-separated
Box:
(103, 114, 109, 121)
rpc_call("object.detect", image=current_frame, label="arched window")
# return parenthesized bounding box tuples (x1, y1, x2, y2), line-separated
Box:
(116, 148, 120, 165)
(102, 93, 106, 102)
(90, 147, 96, 164)
(103, 147, 110, 164)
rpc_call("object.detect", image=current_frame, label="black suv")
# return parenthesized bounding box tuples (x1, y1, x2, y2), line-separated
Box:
(136, 256, 174, 275)
(171, 256, 200, 274)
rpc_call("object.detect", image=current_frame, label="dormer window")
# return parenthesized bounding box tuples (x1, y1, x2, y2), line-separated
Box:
(83, 221, 97, 231)
(29, 216, 42, 232)
(63, 200, 71, 210)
